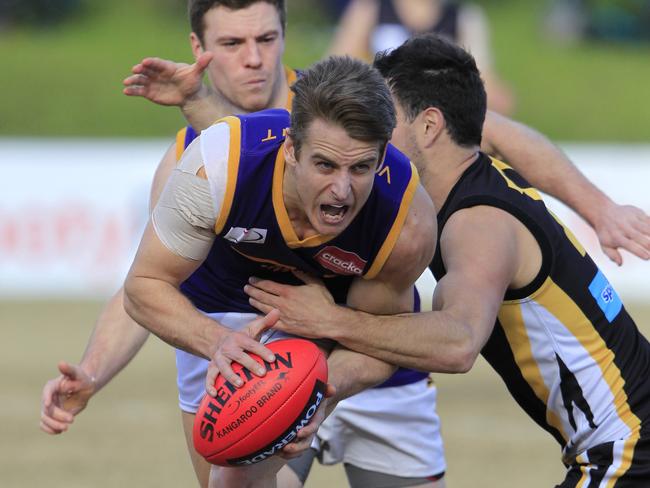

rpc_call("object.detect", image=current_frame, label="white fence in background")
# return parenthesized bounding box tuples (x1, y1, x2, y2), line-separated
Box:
(0, 138, 648, 300)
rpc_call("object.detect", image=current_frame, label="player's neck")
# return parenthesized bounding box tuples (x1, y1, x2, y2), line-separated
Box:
(269, 64, 290, 111)
(281, 166, 319, 240)
(420, 143, 479, 212)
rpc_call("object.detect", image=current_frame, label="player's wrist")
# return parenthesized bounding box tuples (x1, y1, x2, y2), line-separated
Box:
(181, 83, 210, 108)
(78, 363, 100, 393)
(578, 190, 613, 231)
(325, 305, 355, 342)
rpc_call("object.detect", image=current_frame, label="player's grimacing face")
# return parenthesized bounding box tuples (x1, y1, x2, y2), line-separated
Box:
(288, 119, 382, 236)
(196, 3, 285, 112)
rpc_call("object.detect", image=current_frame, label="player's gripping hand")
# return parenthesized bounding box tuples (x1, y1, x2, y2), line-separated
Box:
(245, 272, 336, 339)
(279, 383, 337, 460)
(205, 310, 279, 395)
(122, 52, 213, 106)
(40, 361, 96, 435)
(593, 201, 650, 266)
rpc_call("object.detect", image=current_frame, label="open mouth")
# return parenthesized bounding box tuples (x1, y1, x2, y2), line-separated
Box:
(320, 204, 348, 225)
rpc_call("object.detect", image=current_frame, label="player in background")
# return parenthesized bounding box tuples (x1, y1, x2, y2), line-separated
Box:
(327, 0, 515, 115)
(41, 0, 650, 486)
(244, 34, 650, 486)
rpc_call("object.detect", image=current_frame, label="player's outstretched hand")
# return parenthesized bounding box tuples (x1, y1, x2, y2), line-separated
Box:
(205, 310, 279, 395)
(245, 271, 336, 339)
(40, 361, 96, 435)
(122, 52, 213, 106)
(279, 383, 337, 460)
(593, 202, 650, 266)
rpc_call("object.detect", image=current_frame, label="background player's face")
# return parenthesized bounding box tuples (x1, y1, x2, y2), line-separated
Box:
(286, 118, 382, 236)
(191, 3, 285, 112)
(390, 98, 422, 166)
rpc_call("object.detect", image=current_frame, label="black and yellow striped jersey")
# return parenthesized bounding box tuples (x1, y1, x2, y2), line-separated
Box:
(431, 152, 650, 465)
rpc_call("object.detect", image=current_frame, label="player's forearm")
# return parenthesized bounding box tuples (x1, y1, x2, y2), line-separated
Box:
(79, 287, 150, 392)
(123, 276, 223, 359)
(180, 86, 228, 132)
(327, 0, 377, 59)
(326, 347, 396, 409)
(325, 305, 477, 374)
(482, 111, 611, 227)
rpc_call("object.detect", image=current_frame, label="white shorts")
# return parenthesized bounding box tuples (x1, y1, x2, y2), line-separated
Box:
(315, 378, 446, 478)
(175, 311, 289, 413)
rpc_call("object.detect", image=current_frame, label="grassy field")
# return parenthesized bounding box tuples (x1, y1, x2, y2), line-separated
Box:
(4, 300, 649, 487)
(1, 0, 649, 140)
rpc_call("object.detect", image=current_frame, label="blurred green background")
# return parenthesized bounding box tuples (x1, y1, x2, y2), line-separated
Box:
(1, 0, 649, 141)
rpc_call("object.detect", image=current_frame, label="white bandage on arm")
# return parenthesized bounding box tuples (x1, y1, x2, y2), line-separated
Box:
(152, 133, 228, 261)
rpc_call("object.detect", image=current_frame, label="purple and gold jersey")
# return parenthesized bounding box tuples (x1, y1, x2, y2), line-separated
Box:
(181, 108, 419, 314)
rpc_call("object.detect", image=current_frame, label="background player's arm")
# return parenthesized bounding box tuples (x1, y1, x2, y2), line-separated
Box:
(327, 0, 378, 60)
(123, 54, 229, 131)
(40, 143, 182, 435)
(456, 4, 515, 115)
(482, 110, 650, 264)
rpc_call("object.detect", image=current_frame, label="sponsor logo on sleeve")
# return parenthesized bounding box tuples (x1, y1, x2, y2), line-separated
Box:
(588, 270, 622, 323)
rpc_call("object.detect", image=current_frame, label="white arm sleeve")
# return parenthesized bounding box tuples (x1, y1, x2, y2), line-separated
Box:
(151, 123, 230, 261)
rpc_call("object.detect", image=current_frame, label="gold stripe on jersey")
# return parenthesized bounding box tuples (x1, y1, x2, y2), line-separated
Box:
(214, 116, 242, 234)
(498, 283, 569, 443)
(490, 158, 543, 202)
(532, 277, 641, 436)
(284, 66, 297, 110)
(576, 467, 589, 488)
(576, 466, 588, 488)
(231, 247, 297, 272)
(549, 211, 587, 257)
(175, 127, 188, 161)
(365, 161, 420, 280)
(271, 146, 336, 248)
(606, 436, 637, 487)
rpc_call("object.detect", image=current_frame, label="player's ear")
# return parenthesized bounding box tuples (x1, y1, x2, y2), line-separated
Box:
(284, 131, 298, 167)
(421, 107, 445, 147)
(190, 32, 204, 59)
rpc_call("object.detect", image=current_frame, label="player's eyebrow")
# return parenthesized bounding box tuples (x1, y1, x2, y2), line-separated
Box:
(311, 152, 337, 166)
(312, 152, 378, 167)
(215, 29, 280, 43)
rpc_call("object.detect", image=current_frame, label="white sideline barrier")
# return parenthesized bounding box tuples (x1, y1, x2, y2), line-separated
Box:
(0, 138, 165, 298)
(0, 138, 648, 300)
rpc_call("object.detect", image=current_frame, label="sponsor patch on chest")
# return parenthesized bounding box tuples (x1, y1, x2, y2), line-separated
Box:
(224, 227, 268, 244)
(315, 246, 366, 276)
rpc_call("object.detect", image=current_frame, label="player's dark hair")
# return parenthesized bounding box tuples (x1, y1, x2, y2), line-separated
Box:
(189, 0, 286, 44)
(374, 33, 486, 148)
(290, 56, 396, 158)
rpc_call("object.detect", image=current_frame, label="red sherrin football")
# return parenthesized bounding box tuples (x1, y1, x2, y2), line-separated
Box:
(193, 338, 328, 466)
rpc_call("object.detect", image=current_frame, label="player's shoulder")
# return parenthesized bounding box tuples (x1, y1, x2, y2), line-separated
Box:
(372, 144, 418, 198)
(237, 108, 290, 126)
(399, 185, 437, 255)
(380, 184, 437, 283)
